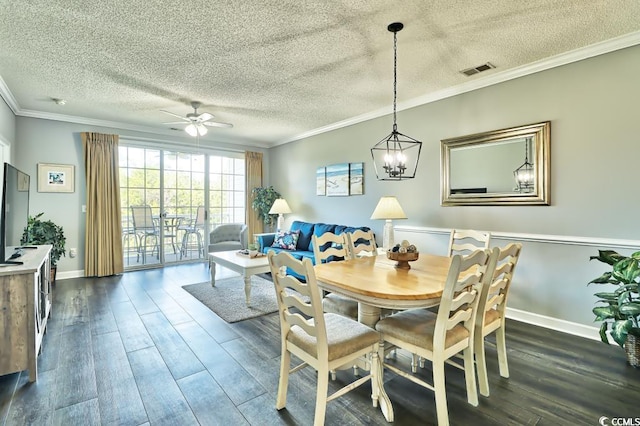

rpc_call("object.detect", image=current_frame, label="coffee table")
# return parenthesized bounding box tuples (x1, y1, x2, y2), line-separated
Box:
(208, 250, 271, 306)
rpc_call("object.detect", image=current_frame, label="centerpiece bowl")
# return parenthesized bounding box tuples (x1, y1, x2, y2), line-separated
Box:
(387, 250, 419, 270)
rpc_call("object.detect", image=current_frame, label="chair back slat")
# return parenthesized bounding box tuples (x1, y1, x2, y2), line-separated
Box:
(312, 232, 348, 264)
(346, 230, 377, 259)
(448, 229, 491, 256)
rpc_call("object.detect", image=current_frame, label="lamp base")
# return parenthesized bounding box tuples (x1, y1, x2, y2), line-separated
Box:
(382, 219, 394, 250)
(276, 214, 285, 232)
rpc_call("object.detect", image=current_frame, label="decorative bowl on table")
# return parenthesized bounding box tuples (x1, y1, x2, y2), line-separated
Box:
(387, 240, 419, 269)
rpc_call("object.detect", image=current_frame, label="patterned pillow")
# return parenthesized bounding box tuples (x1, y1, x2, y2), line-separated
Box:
(271, 230, 300, 250)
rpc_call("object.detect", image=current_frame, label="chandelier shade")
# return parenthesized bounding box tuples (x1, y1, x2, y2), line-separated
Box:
(371, 22, 422, 181)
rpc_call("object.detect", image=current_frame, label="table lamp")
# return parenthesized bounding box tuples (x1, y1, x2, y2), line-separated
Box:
(370, 196, 407, 249)
(268, 198, 292, 231)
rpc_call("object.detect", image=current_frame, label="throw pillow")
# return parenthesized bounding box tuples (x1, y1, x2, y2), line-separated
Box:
(271, 230, 300, 250)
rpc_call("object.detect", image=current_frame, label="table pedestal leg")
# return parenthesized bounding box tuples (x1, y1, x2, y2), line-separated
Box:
(357, 303, 394, 421)
(244, 275, 251, 306)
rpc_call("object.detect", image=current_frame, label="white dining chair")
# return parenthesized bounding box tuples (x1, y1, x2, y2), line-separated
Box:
(447, 229, 491, 256)
(312, 232, 358, 320)
(375, 248, 498, 426)
(267, 251, 382, 426)
(475, 242, 522, 397)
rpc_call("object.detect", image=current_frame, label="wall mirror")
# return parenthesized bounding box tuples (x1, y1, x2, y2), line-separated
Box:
(441, 121, 550, 206)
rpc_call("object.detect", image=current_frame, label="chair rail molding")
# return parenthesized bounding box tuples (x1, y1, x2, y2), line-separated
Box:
(394, 225, 640, 250)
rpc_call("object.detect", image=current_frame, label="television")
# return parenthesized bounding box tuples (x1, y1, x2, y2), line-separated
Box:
(1, 162, 31, 264)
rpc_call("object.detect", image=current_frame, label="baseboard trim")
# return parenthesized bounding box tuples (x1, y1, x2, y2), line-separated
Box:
(57, 269, 85, 280)
(506, 307, 600, 342)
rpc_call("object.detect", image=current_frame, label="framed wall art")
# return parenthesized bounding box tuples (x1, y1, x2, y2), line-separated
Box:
(38, 163, 75, 193)
(316, 167, 326, 196)
(326, 163, 349, 196)
(349, 162, 363, 195)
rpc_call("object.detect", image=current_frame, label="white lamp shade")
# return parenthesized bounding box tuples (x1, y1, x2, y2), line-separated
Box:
(370, 196, 407, 220)
(269, 198, 292, 215)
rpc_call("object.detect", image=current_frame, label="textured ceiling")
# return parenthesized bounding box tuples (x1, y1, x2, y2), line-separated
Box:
(1, 0, 639, 147)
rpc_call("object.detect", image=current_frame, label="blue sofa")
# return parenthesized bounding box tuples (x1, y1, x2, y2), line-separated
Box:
(257, 220, 371, 265)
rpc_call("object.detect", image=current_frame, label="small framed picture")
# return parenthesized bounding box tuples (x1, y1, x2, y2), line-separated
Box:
(38, 163, 75, 193)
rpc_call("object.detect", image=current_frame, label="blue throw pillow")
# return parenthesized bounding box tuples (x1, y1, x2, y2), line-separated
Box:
(290, 221, 315, 251)
(271, 230, 300, 250)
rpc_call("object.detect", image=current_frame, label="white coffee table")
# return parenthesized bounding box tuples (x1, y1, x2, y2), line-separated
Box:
(208, 250, 271, 306)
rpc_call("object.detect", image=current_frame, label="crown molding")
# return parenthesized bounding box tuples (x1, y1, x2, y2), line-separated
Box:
(0, 75, 19, 114)
(276, 30, 640, 146)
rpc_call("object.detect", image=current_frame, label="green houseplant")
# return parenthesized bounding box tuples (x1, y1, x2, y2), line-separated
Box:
(21, 212, 66, 281)
(251, 186, 281, 230)
(589, 249, 640, 366)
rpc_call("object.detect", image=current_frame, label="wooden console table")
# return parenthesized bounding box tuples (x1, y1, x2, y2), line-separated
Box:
(0, 245, 52, 382)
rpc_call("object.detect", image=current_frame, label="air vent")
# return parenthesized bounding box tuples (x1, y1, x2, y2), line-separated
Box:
(460, 62, 495, 77)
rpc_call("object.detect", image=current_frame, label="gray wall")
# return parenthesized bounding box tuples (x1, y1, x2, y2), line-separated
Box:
(266, 44, 640, 335)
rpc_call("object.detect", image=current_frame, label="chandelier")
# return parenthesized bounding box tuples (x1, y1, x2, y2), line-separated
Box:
(513, 137, 534, 192)
(371, 22, 422, 181)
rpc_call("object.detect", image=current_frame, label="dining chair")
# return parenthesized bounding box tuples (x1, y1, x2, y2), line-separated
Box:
(130, 205, 159, 263)
(267, 251, 382, 426)
(345, 229, 377, 258)
(447, 229, 491, 256)
(375, 248, 498, 426)
(475, 242, 522, 397)
(179, 206, 206, 259)
(312, 232, 358, 320)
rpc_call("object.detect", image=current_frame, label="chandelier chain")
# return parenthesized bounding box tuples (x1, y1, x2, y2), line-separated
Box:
(393, 30, 398, 132)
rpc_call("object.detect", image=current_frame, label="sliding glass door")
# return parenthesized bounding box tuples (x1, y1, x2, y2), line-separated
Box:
(119, 145, 244, 269)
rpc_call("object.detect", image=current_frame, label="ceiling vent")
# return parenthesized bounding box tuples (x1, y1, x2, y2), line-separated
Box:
(460, 62, 495, 77)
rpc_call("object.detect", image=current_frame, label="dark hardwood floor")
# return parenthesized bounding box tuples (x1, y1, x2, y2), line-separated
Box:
(1, 262, 638, 425)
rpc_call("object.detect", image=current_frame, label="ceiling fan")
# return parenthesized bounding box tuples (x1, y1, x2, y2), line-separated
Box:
(161, 101, 233, 137)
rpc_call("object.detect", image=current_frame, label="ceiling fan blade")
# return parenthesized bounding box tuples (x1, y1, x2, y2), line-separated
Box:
(162, 121, 189, 125)
(197, 112, 214, 122)
(203, 121, 233, 128)
(160, 110, 189, 121)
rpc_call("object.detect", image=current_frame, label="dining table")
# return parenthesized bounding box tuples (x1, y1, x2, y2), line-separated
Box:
(313, 252, 454, 422)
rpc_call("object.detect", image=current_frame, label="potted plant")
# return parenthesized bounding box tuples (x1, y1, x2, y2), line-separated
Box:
(21, 212, 66, 282)
(589, 249, 640, 367)
(251, 186, 281, 230)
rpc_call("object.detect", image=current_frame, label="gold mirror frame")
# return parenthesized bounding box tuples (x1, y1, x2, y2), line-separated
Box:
(441, 121, 550, 206)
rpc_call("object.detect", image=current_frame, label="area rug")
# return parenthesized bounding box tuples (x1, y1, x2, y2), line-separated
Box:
(182, 275, 278, 323)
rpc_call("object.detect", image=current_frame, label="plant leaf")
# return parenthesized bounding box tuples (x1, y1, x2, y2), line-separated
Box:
(598, 322, 609, 344)
(593, 292, 618, 301)
(619, 303, 640, 316)
(611, 320, 632, 347)
(593, 306, 615, 321)
(590, 250, 625, 265)
(589, 272, 614, 284)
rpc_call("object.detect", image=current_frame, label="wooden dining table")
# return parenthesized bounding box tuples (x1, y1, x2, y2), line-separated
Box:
(313, 252, 454, 422)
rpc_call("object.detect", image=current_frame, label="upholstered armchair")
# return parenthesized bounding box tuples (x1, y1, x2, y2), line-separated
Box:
(208, 223, 248, 253)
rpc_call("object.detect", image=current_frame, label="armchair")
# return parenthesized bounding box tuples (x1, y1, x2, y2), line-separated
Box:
(208, 223, 248, 253)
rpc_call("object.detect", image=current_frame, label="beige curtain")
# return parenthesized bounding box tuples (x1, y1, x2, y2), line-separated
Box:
(245, 151, 263, 244)
(82, 132, 124, 277)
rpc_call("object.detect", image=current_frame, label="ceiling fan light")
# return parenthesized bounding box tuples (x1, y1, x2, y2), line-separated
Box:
(185, 124, 198, 137)
(197, 124, 208, 136)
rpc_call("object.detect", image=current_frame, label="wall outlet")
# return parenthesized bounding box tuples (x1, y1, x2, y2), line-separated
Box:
(69, 248, 77, 258)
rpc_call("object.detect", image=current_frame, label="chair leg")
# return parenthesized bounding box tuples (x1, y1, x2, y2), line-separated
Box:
(476, 333, 490, 397)
(432, 358, 449, 426)
(496, 325, 510, 378)
(463, 347, 479, 406)
(276, 349, 290, 410)
(314, 365, 329, 426)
